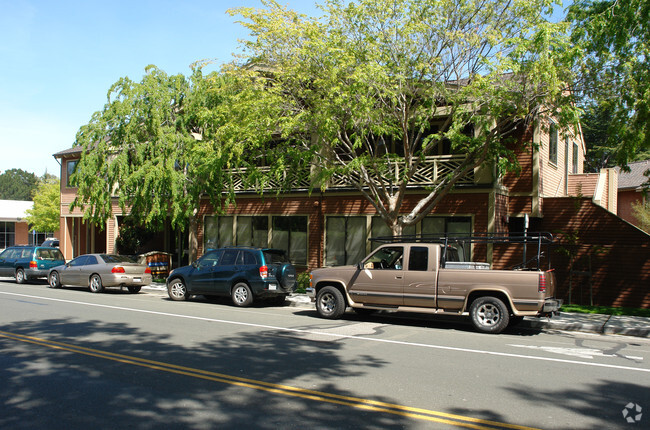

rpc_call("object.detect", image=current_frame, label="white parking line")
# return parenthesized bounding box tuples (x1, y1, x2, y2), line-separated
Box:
(2, 291, 649, 374)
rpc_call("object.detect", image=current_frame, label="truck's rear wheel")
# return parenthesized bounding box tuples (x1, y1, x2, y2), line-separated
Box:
(470, 296, 509, 334)
(316, 286, 346, 319)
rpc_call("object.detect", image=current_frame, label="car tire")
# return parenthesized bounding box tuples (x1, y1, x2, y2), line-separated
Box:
(89, 274, 104, 293)
(49, 271, 61, 288)
(15, 268, 26, 284)
(232, 282, 253, 307)
(469, 296, 510, 334)
(127, 286, 141, 294)
(316, 286, 346, 319)
(168, 279, 189, 301)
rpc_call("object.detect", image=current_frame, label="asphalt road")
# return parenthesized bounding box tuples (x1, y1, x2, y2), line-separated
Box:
(1, 279, 648, 429)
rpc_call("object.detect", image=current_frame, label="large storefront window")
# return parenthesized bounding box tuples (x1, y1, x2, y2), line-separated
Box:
(370, 217, 416, 250)
(422, 216, 472, 261)
(325, 216, 367, 266)
(204, 215, 307, 265)
(272, 216, 307, 265)
(0, 222, 15, 249)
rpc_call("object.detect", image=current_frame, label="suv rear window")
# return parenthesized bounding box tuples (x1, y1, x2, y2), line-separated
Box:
(36, 248, 64, 260)
(263, 250, 290, 264)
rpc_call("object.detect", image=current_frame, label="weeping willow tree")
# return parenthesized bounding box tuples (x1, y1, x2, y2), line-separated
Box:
(71, 65, 255, 260)
(229, 0, 580, 234)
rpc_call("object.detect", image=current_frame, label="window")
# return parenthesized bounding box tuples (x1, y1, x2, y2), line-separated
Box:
(572, 142, 579, 174)
(364, 246, 404, 270)
(326, 216, 367, 266)
(204, 216, 233, 250)
(204, 215, 308, 265)
(0, 222, 15, 249)
(409, 247, 429, 271)
(370, 217, 416, 250)
(548, 121, 558, 165)
(66, 160, 79, 187)
(421, 216, 472, 261)
(236, 216, 268, 248)
(273, 216, 308, 265)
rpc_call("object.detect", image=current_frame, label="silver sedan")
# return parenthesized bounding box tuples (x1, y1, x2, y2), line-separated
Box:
(48, 254, 152, 293)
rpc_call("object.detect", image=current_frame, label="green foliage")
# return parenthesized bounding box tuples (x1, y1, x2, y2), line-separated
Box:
(71, 65, 249, 260)
(0, 169, 39, 201)
(115, 216, 155, 255)
(295, 272, 310, 293)
(568, 0, 650, 168)
(25, 177, 60, 233)
(560, 304, 650, 317)
(631, 200, 650, 233)
(229, 0, 579, 233)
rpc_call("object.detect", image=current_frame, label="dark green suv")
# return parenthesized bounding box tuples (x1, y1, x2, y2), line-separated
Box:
(166, 247, 297, 306)
(0, 246, 66, 284)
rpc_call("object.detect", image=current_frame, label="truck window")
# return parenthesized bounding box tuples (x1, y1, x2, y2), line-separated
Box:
(364, 246, 403, 270)
(408, 247, 428, 271)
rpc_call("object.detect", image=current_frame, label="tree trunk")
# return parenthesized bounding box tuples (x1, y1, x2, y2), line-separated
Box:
(188, 214, 198, 262)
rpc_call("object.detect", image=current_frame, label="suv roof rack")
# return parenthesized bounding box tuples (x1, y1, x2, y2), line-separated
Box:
(369, 232, 554, 271)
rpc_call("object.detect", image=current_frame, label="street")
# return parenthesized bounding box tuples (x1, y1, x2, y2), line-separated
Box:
(1, 279, 648, 429)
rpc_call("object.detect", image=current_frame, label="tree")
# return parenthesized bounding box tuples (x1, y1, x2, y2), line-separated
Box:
(71, 65, 244, 261)
(0, 169, 39, 200)
(568, 0, 650, 168)
(229, 0, 579, 234)
(631, 200, 650, 233)
(25, 177, 60, 233)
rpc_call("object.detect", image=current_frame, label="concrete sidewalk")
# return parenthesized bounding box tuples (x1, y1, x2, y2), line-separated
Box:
(143, 285, 650, 338)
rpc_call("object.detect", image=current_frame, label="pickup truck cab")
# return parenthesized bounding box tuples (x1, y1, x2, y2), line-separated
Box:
(307, 241, 561, 334)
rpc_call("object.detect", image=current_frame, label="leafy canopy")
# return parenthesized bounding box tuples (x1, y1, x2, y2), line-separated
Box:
(568, 0, 650, 168)
(25, 177, 60, 233)
(229, 0, 579, 231)
(0, 169, 39, 201)
(72, 65, 244, 232)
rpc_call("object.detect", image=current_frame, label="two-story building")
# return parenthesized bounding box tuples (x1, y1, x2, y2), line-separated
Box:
(54, 114, 650, 308)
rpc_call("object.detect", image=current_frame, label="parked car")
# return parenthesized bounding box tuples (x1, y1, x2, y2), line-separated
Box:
(48, 254, 152, 293)
(41, 238, 59, 248)
(166, 246, 297, 306)
(0, 245, 66, 284)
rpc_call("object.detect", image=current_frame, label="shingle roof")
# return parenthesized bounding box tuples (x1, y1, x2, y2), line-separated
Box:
(52, 146, 83, 158)
(617, 159, 650, 190)
(0, 200, 33, 222)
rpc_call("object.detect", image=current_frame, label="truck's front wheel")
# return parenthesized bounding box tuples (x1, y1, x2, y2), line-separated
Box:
(470, 296, 510, 334)
(316, 286, 346, 319)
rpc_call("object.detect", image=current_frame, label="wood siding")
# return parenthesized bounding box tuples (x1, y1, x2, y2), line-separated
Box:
(541, 197, 650, 308)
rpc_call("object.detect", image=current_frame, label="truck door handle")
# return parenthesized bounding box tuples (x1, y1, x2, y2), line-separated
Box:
(395, 276, 403, 280)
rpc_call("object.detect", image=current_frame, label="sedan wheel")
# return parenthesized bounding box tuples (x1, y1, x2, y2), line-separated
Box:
(89, 274, 104, 293)
(15, 268, 26, 284)
(49, 271, 61, 288)
(168, 279, 189, 301)
(231, 282, 253, 307)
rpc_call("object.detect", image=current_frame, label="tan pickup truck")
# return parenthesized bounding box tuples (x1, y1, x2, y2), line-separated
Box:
(307, 241, 562, 334)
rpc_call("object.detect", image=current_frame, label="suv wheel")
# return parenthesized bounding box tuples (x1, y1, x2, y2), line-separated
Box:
(316, 286, 346, 319)
(232, 282, 253, 307)
(15, 268, 26, 284)
(168, 279, 189, 301)
(469, 296, 510, 334)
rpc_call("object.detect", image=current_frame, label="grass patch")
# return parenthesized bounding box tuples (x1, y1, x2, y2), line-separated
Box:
(560, 304, 650, 318)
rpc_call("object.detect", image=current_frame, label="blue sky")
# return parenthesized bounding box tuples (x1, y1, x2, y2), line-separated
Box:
(0, 0, 568, 178)
(0, 0, 321, 177)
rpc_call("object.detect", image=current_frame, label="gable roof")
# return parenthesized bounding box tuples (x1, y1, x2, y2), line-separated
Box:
(617, 159, 650, 191)
(0, 200, 33, 222)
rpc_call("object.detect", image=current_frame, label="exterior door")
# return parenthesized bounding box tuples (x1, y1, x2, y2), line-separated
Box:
(348, 246, 404, 306)
(402, 246, 437, 307)
(212, 249, 240, 294)
(188, 250, 222, 294)
(0, 249, 19, 277)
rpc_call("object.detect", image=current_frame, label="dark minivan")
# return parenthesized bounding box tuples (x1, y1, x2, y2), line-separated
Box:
(0, 246, 66, 284)
(166, 247, 297, 307)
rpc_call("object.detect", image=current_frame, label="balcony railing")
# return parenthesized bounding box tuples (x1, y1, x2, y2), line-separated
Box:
(230, 155, 474, 193)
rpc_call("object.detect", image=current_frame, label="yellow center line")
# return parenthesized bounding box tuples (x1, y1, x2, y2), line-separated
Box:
(0, 330, 541, 430)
